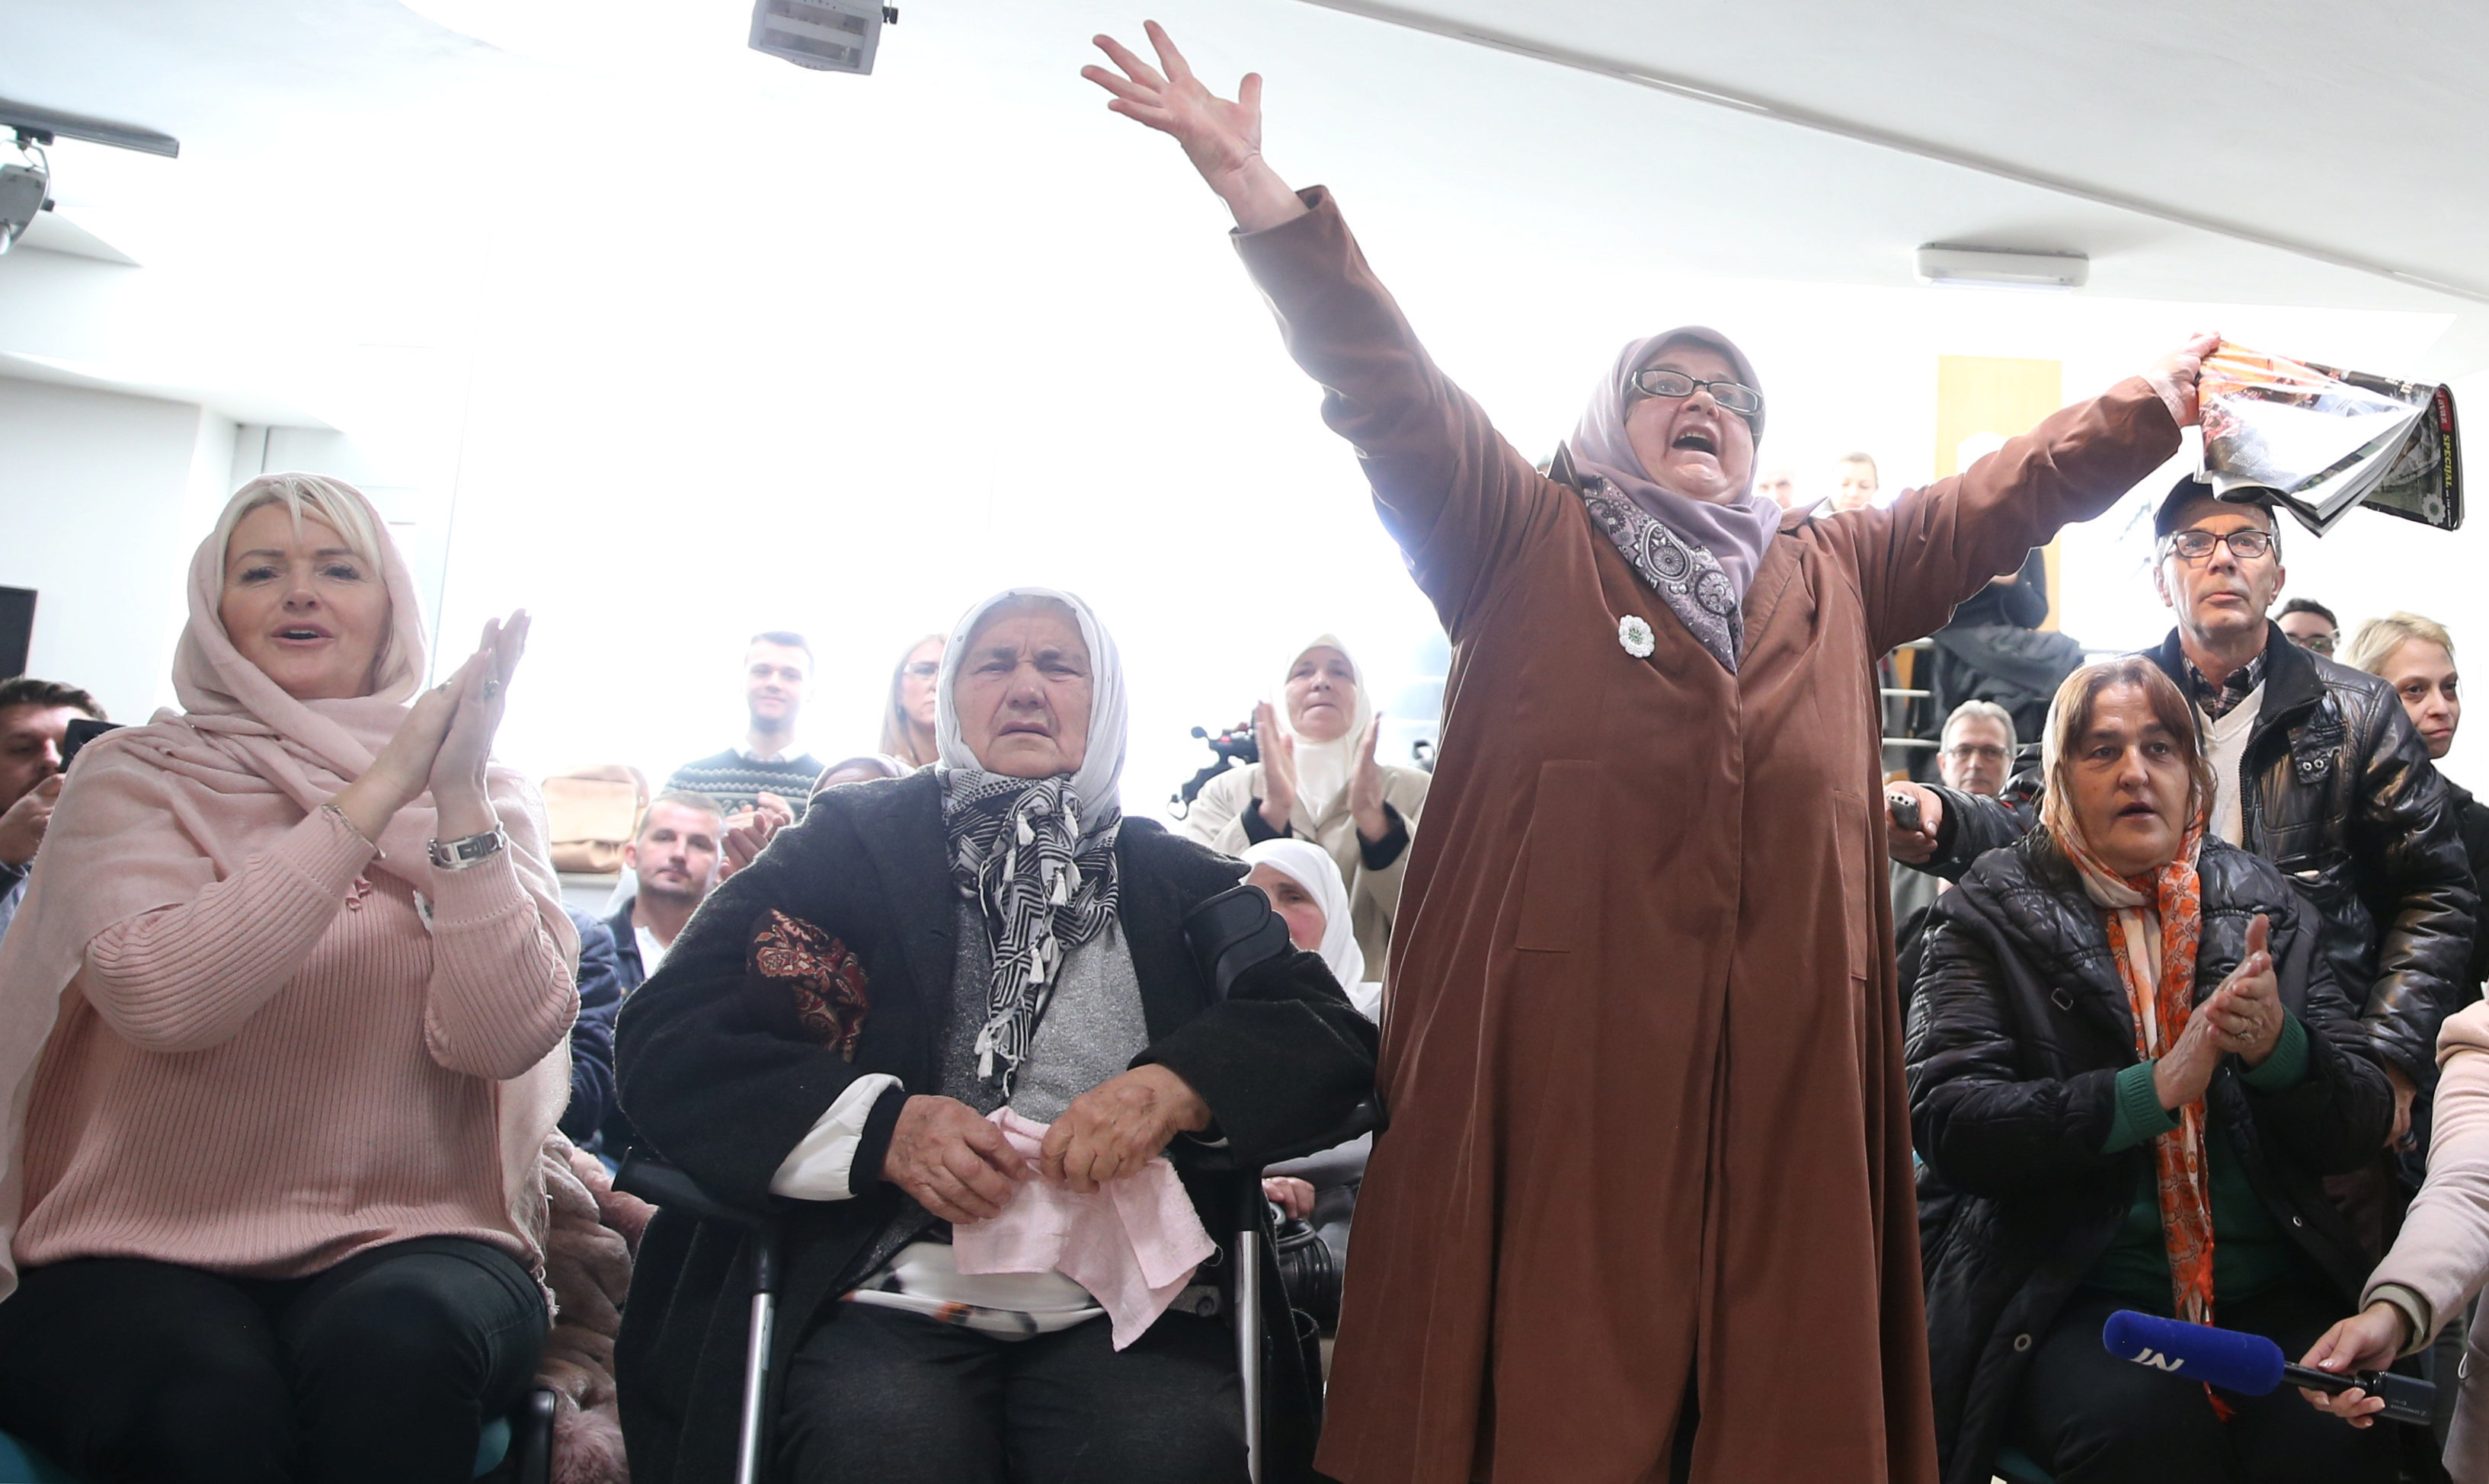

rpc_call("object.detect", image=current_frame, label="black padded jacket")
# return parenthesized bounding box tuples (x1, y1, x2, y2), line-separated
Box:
(1908, 830, 2392, 1484)
(1910, 623, 2477, 1087)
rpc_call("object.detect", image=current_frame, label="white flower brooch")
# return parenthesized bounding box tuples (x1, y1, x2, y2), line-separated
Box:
(1618, 614, 1656, 657)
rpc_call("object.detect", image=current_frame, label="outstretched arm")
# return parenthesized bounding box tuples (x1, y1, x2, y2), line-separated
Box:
(1085, 24, 1563, 635)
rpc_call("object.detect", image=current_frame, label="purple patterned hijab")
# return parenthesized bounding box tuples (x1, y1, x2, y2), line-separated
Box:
(1566, 328, 1781, 602)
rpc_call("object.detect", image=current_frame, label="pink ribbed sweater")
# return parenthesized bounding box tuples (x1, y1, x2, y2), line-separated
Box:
(14, 807, 577, 1277)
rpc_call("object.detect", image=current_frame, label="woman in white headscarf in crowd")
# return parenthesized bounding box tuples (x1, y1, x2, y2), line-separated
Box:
(1248, 837, 1377, 1280)
(1182, 635, 1428, 976)
(615, 587, 1376, 1484)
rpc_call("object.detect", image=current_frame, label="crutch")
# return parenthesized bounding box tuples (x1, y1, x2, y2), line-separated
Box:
(616, 1153, 785, 1484)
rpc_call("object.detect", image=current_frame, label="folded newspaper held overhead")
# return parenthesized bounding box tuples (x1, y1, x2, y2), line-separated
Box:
(2197, 343, 2462, 534)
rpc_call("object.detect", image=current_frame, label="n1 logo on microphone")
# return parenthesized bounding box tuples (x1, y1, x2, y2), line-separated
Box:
(2130, 1348, 2187, 1374)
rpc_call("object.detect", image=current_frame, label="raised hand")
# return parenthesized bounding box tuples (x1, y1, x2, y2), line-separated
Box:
(1349, 712, 1389, 843)
(2145, 332, 2223, 428)
(718, 792, 793, 882)
(2153, 984, 2231, 1111)
(1083, 21, 1307, 232)
(331, 612, 527, 843)
(0, 772, 62, 869)
(1255, 699, 1298, 836)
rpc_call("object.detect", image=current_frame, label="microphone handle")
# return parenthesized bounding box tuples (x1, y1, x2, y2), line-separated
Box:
(2279, 1363, 2436, 1428)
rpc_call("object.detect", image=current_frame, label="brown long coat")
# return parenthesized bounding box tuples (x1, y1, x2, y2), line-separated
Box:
(1233, 190, 2180, 1483)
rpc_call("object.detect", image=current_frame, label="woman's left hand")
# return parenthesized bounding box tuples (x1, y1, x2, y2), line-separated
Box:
(1349, 713, 1388, 843)
(2204, 913, 2285, 1067)
(2298, 1301, 2410, 1425)
(1039, 1063, 1211, 1194)
(429, 612, 527, 836)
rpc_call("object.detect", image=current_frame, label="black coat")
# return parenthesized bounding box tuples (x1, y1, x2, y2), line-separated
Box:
(1917, 623, 2477, 1087)
(1907, 831, 2393, 1484)
(613, 770, 1379, 1484)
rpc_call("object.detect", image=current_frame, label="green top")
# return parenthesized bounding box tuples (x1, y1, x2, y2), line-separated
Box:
(2088, 1013, 2315, 1310)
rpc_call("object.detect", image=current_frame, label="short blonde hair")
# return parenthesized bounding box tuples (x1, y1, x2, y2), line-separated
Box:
(2038, 657, 2215, 848)
(212, 472, 388, 575)
(2341, 612, 2455, 677)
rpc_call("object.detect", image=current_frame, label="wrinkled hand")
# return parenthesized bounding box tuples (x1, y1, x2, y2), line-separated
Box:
(2387, 1066, 2417, 1149)
(2154, 985, 2235, 1111)
(882, 1095, 1026, 1225)
(2145, 332, 2223, 429)
(718, 792, 793, 881)
(1083, 22, 1304, 232)
(1348, 713, 1388, 843)
(1884, 783, 1943, 865)
(1262, 1175, 1315, 1222)
(2200, 914, 2284, 1067)
(0, 772, 62, 868)
(1039, 1064, 1211, 1195)
(1256, 700, 1297, 836)
(2298, 1301, 2410, 1426)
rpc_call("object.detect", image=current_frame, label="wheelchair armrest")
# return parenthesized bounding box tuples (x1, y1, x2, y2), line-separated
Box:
(1186, 1091, 1387, 1175)
(613, 1152, 782, 1232)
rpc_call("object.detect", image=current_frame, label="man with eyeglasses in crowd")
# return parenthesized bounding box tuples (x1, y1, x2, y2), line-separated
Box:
(1890, 475, 2475, 1258)
(2278, 596, 2341, 658)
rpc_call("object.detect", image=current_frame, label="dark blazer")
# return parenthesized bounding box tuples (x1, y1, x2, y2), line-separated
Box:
(559, 906, 622, 1143)
(1907, 830, 2393, 1484)
(1918, 624, 2477, 1088)
(604, 899, 647, 993)
(613, 769, 1378, 1484)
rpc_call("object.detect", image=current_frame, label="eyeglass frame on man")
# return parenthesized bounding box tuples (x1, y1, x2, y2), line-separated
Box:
(2163, 528, 2278, 564)
(1940, 742, 2012, 765)
(1628, 367, 1764, 419)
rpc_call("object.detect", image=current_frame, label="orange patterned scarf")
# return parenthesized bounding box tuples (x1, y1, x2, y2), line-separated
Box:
(2056, 815, 2215, 1329)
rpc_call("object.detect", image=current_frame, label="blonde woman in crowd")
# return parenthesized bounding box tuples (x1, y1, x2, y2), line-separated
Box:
(1181, 635, 1428, 977)
(0, 475, 577, 1482)
(880, 633, 946, 769)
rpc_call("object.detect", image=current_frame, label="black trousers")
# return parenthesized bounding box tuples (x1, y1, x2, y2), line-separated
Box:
(777, 1301, 1247, 1484)
(2008, 1284, 2398, 1484)
(0, 1236, 546, 1484)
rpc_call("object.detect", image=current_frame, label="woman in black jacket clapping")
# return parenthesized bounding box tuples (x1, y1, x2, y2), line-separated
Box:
(1909, 656, 2395, 1484)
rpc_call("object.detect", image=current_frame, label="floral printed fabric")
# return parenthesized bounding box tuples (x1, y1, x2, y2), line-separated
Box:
(747, 909, 872, 1061)
(2056, 815, 2218, 1332)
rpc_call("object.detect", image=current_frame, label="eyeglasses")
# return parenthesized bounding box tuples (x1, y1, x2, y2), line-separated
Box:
(1629, 368, 1764, 417)
(2291, 632, 2337, 657)
(1942, 744, 2010, 764)
(902, 662, 941, 679)
(2165, 529, 2276, 563)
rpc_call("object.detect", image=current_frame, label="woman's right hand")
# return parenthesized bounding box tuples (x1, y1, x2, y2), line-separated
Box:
(1083, 21, 1307, 233)
(882, 1095, 1027, 1225)
(328, 648, 482, 841)
(2298, 1301, 2411, 1425)
(1255, 700, 1297, 836)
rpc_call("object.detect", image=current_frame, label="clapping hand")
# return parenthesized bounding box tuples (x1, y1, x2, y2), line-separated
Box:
(1083, 21, 1307, 233)
(1255, 699, 1298, 836)
(2153, 914, 2281, 1111)
(335, 612, 528, 842)
(1348, 713, 1389, 844)
(718, 792, 793, 881)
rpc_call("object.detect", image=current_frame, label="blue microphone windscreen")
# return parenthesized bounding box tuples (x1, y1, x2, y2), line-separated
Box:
(2100, 1310, 2285, 1395)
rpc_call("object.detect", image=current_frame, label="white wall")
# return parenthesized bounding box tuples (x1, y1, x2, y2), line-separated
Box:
(0, 376, 236, 720)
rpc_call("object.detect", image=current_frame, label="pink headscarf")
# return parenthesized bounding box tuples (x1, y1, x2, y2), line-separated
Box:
(1566, 328, 1783, 601)
(0, 474, 576, 1300)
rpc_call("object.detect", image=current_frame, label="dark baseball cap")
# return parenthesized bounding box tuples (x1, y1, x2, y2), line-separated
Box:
(2154, 474, 2279, 540)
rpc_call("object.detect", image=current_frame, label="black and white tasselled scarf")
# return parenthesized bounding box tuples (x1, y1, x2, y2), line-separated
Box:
(941, 769, 1121, 1097)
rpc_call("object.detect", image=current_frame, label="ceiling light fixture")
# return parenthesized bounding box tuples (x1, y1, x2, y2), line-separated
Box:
(1915, 243, 2089, 291)
(0, 100, 179, 259)
(749, 0, 897, 74)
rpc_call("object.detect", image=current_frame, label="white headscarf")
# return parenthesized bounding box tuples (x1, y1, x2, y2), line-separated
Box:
(936, 587, 1127, 818)
(1272, 635, 1373, 827)
(1241, 837, 1367, 996)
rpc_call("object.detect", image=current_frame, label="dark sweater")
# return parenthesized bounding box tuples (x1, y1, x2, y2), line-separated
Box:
(663, 749, 824, 818)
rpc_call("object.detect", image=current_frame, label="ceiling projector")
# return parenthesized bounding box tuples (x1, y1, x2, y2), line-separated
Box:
(749, 0, 896, 74)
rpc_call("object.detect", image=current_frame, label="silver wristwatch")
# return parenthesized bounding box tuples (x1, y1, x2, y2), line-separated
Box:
(427, 827, 507, 871)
